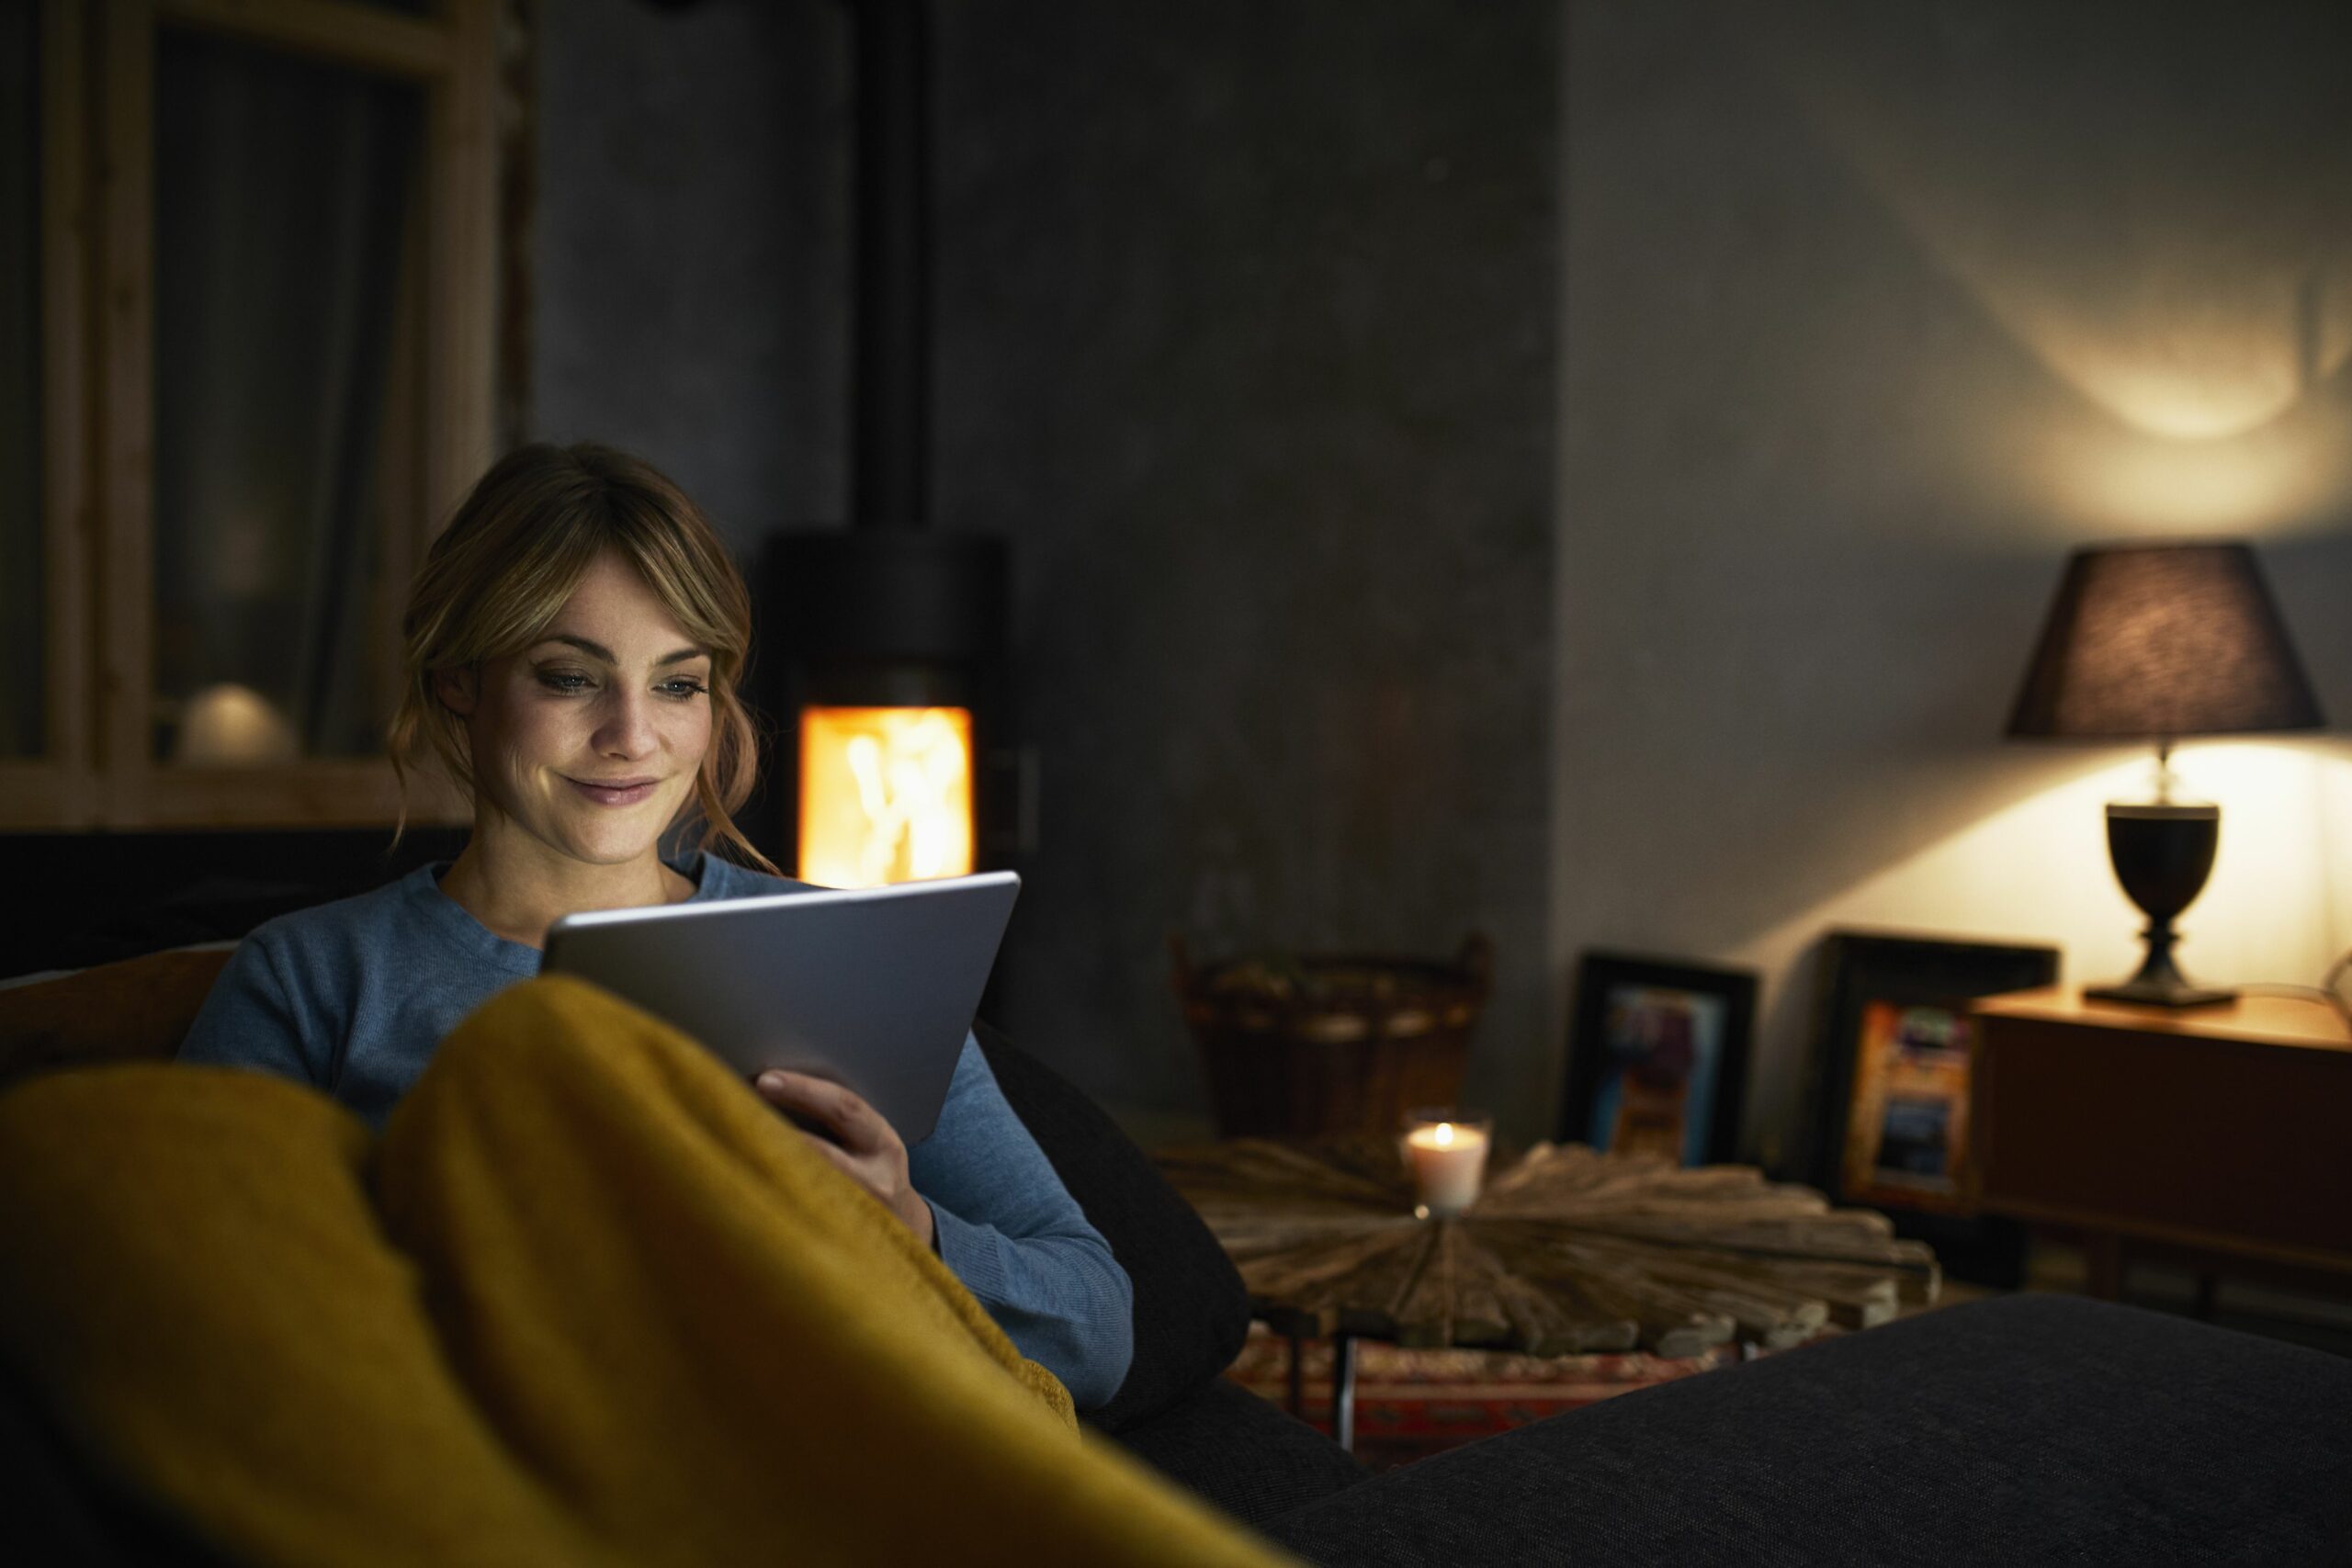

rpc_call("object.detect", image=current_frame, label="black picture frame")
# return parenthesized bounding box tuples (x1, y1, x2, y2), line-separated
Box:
(1804, 930, 2059, 1287)
(1558, 952, 1758, 1167)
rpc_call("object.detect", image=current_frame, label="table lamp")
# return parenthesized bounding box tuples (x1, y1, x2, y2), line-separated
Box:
(2006, 542, 2324, 1007)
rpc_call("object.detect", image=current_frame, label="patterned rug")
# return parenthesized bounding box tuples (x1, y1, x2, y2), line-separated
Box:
(1223, 1323, 1743, 1472)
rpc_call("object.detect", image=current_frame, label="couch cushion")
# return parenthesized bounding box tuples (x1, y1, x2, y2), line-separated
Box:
(1111, 1373, 1369, 1527)
(1259, 1294, 2352, 1566)
(973, 1020, 1252, 1434)
(0, 948, 232, 1088)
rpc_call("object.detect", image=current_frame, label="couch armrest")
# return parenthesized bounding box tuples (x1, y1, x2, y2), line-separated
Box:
(0, 948, 233, 1089)
(972, 1020, 1253, 1434)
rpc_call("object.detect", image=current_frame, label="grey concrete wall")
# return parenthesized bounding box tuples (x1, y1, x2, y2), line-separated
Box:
(1556, 0, 2352, 1169)
(531, 0, 849, 554)
(933, 2, 1560, 1134)
(525, 0, 2350, 1162)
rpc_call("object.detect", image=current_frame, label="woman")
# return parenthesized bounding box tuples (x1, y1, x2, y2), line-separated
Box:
(180, 443, 1133, 1410)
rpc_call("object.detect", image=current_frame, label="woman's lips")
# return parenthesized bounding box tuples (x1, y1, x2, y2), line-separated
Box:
(566, 776, 659, 807)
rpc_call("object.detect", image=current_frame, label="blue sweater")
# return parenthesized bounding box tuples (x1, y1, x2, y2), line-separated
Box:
(177, 852, 1135, 1409)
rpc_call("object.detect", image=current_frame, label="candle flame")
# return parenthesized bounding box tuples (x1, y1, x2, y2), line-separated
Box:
(1433, 1122, 1454, 1147)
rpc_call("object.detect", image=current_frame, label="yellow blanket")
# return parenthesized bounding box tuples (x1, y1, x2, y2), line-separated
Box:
(0, 976, 1294, 1567)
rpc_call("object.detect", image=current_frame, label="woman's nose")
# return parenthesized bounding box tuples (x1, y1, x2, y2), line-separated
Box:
(592, 687, 659, 756)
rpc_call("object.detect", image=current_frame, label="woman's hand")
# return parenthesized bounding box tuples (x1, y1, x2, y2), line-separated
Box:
(753, 1071, 936, 1249)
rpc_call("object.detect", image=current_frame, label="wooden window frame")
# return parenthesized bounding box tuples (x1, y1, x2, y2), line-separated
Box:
(0, 0, 96, 825)
(0, 0, 492, 829)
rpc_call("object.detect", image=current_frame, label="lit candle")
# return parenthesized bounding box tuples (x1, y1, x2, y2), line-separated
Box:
(1402, 1112, 1491, 1218)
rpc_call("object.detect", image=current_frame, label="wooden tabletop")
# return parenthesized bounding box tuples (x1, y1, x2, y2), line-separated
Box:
(1157, 1137, 1939, 1359)
(1973, 987, 2352, 1054)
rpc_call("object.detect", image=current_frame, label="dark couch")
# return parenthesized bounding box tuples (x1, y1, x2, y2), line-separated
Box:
(4, 958, 2350, 1565)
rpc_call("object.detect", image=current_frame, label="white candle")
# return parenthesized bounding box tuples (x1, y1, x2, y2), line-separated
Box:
(1404, 1119, 1489, 1218)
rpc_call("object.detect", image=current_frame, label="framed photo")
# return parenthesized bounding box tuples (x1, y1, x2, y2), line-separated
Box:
(1559, 953, 1758, 1167)
(1804, 931, 2059, 1284)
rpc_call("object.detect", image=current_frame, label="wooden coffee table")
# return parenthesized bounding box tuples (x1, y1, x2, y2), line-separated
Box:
(1157, 1137, 1939, 1449)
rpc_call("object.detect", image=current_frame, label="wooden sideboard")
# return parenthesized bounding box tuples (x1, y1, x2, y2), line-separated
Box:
(1969, 987, 2352, 1298)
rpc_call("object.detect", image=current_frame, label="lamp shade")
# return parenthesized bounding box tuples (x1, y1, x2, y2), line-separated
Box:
(2006, 543, 2324, 741)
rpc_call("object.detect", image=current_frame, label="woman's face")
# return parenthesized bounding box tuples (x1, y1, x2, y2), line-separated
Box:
(443, 550, 715, 871)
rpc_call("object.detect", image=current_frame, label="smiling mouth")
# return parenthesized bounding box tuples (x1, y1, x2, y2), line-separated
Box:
(566, 776, 662, 807)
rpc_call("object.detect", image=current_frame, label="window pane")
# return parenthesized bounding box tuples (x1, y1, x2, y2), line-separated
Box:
(153, 28, 424, 764)
(0, 2, 41, 761)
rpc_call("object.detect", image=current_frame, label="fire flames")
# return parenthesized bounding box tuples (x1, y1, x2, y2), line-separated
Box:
(797, 705, 975, 887)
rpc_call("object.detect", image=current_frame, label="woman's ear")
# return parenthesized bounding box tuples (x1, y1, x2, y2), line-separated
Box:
(434, 665, 481, 718)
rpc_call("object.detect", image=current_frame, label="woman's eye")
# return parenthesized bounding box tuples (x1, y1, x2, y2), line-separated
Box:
(537, 670, 593, 694)
(662, 679, 709, 699)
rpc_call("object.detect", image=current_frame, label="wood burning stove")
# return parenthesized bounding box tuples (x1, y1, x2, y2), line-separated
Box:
(764, 530, 1006, 886)
(761, 0, 1012, 886)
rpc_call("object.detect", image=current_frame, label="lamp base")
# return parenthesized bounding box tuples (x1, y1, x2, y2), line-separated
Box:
(2084, 976, 2234, 1009)
(2092, 803, 2232, 1009)
(2086, 917, 2233, 1009)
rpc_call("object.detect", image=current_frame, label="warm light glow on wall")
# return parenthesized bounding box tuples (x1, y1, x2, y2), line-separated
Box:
(1764, 22, 2352, 538)
(1789, 120, 2352, 531)
(2034, 415, 2350, 536)
(1777, 115, 2352, 441)
(798, 705, 975, 888)
(1970, 291, 2346, 446)
(2064, 367, 2299, 445)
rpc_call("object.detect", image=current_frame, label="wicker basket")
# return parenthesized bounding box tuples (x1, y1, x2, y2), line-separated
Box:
(1170, 934, 1494, 1138)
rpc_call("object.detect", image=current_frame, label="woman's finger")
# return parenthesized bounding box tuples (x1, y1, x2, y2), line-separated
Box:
(802, 1135, 865, 1189)
(755, 1070, 897, 1152)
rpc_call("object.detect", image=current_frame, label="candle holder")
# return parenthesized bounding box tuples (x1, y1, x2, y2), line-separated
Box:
(1399, 1108, 1492, 1219)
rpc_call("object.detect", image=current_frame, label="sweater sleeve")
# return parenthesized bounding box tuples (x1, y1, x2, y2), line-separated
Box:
(910, 1036, 1136, 1411)
(175, 930, 330, 1089)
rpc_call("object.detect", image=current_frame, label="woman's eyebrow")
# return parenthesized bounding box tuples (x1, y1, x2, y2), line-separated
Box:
(536, 633, 707, 667)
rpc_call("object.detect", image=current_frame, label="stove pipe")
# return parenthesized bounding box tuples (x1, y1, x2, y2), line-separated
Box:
(852, 0, 928, 530)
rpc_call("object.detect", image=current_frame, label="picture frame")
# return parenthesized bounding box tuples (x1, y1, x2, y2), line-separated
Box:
(1804, 930, 2059, 1285)
(1558, 952, 1758, 1167)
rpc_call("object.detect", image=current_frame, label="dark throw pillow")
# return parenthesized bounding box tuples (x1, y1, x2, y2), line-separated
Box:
(972, 1021, 1250, 1434)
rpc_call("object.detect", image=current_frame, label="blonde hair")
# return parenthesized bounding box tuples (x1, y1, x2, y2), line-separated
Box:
(389, 442, 778, 875)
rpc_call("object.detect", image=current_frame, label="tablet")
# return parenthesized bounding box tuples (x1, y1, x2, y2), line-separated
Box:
(539, 870, 1020, 1145)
